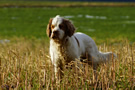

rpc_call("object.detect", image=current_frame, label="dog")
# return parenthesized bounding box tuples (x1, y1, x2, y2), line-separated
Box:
(46, 15, 116, 80)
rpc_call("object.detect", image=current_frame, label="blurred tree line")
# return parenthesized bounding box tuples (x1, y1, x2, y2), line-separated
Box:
(1, 0, 135, 2)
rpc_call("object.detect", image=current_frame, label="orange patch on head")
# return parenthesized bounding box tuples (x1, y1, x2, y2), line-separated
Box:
(51, 25, 55, 30)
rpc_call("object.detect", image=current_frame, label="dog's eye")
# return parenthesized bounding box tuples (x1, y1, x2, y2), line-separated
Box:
(59, 24, 64, 29)
(51, 25, 55, 29)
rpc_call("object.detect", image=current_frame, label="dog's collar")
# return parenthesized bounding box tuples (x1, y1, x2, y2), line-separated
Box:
(74, 36, 80, 48)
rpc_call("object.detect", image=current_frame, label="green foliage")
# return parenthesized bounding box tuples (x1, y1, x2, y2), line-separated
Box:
(0, 7, 135, 43)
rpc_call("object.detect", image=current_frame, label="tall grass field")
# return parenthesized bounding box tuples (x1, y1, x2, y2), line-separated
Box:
(0, 2, 135, 89)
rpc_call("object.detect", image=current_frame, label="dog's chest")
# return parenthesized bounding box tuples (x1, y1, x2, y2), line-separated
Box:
(50, 40, 75, 64)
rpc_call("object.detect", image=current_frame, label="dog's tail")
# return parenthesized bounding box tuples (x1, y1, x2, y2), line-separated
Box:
(97, 51, 117, 63)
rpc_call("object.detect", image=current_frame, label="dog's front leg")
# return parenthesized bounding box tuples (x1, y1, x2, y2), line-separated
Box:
(54, 66, 63, 80)
(54, 59, 64, 82)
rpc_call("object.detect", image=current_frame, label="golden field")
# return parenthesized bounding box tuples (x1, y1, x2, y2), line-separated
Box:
(0, 38, 134, 89)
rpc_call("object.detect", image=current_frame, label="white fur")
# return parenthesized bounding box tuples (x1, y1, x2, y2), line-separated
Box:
(51, 15, 64, 40)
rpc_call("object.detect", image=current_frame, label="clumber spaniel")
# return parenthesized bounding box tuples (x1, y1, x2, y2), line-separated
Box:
(46, 15, 116, 80)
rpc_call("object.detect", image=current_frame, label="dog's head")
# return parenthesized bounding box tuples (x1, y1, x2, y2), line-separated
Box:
(46, 15, 75, 41)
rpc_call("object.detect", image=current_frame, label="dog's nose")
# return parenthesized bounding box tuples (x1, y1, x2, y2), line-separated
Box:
(53, 30, 59, 34)
(52, 31, 59, 39)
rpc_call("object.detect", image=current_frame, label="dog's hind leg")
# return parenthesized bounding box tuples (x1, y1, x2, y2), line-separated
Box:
(86, 51, 99, 82)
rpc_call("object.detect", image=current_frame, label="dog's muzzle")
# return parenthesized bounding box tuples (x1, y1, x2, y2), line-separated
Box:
(51, 31, 59, 39)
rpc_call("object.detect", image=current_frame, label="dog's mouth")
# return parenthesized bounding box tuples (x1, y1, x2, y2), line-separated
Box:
(52, 35, 57, 39)
(51, 35, 62, 43)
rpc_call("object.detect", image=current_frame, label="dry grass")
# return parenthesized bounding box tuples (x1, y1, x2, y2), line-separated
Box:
(0, 2, 135, 8)
(0, 38, 135, 89)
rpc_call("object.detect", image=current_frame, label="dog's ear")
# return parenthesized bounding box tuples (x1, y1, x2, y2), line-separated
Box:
(46, 18, 53, 37)
(64, 19, 75, 37)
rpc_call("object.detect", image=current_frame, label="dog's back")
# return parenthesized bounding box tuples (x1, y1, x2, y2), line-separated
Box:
(74, 32, 116, 64)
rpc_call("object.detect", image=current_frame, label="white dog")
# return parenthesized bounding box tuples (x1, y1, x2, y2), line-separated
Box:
(46, 15, 116, 79)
